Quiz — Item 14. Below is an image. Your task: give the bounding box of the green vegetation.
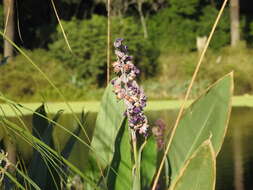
[0,74,233,190]
[1,44,253,101]
[0,0,252,102]
[49,15,158,86]
[0,0,251,189]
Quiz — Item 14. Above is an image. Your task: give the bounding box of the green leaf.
[90,82,126,167]
[60,111,86,189]
[141,136,157,190]
[29,106,63,189]
[107,119,132,190]
[169,140,216,190]
[168,73,233,186]
[61,111,86,159]
[85,83,126,189]
[32,104,48,139]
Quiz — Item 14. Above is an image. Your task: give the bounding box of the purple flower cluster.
[111,38,149,136]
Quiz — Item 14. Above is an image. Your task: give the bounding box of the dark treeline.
[1,0,253,101]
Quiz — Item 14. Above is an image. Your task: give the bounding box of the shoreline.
[1,96,253,117]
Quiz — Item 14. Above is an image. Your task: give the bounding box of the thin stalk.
[107,0,111,85]
[151,0,229,189]
[131,130,140,189]
[132,130,138,167]
[50,0,72,52]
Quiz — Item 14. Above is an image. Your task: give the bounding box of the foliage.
[169,0,201,16]
[154,44,253,97]
[197,5,230,49]
[0,49,105,102]
[49,16,107,86]
[28,104,83,189]
[49,15,158,86]
[148,3,230,52]
[0,49,67,99]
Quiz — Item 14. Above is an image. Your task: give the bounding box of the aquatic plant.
[89,39,233,190]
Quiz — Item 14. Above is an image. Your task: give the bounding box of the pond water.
[4,107,253,190]
[147,107,253,190]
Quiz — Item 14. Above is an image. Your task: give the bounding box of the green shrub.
[148,3,230,52]
[197,5,230,49]
[49,15,158,86]
[148,8,197,52]
[0,49,70,101]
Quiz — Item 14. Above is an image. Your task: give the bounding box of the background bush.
[148,2,230,52]
[49,15,158,86]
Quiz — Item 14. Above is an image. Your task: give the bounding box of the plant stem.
[131,130,141,189]
[132,130,138,163]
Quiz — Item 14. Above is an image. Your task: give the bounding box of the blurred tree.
[3,0,15,58]
[230,0,240,46]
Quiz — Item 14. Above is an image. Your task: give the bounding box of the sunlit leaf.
[90,82,126,167]
[169,140,216,190]
[168,73,233,187]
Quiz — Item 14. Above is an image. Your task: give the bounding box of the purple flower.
[111,38,149,136]
[133,107,142,114]
[114,38,124,48]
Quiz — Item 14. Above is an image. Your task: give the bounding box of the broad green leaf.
[168,73,233,186]
[107,119,132,190]
[141,136,157,190]
[91,83,126,167]
[86,83,126,189]
[169,140,216,190]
